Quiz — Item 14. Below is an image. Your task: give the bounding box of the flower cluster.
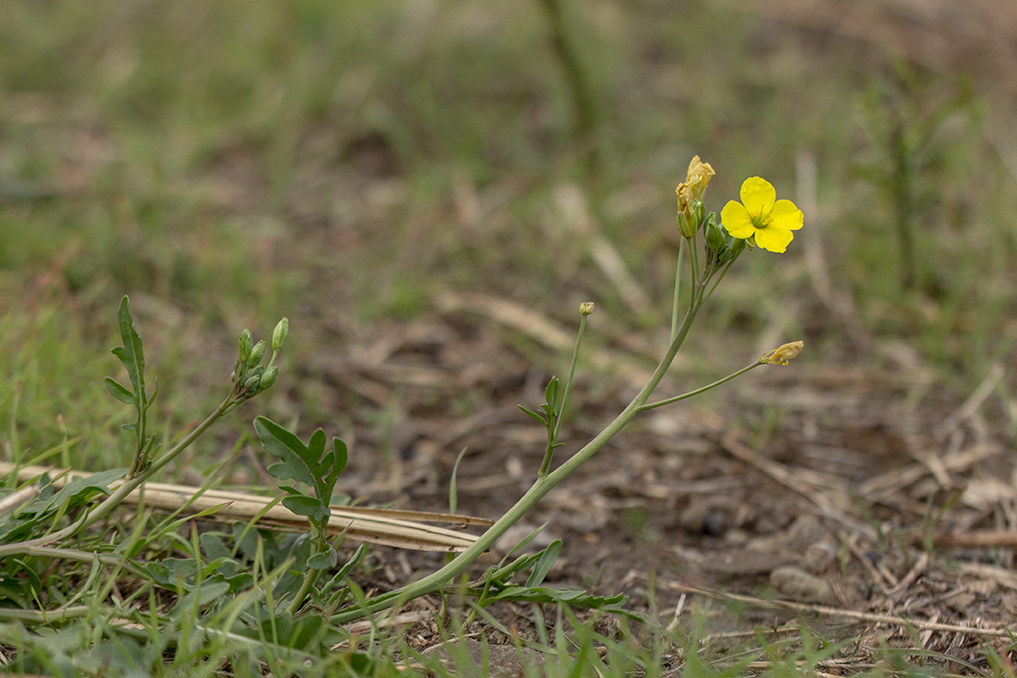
[675,158,804,255]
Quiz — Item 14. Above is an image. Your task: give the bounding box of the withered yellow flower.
[675,156,715,218]
[760,340,804,366]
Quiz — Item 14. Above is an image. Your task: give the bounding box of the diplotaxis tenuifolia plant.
[326,157,806,623]
[0,159,804,664]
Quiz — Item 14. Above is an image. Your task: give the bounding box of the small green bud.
[579,301,595,315]
[676,210,695,239]
[704,219,726,253]
[728,237,746,258]
[272,318,289,352]
[691,199,706,231]
[243,374,261,392]
[238,330,253,362]
[260,366,279,391]
[247,341,266,368]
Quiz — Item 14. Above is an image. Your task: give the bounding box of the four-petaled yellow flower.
[675,156,715,218]
[720,177,804,254]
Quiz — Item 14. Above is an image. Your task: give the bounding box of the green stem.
[290,562,322,614]
[0,394,234,560]
[540,313,589,477]
[332,302,703,624]
[638,360,763,412]
[670,239,686,343]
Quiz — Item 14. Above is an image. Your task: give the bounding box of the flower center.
[750,208,772,230]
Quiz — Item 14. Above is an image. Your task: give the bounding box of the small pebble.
[769,565,836,604]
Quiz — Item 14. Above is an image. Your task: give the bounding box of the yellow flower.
[760,341,804,366]
[675,156,716,217]
[720,177,803,254]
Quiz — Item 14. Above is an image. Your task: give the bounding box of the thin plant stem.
[540,313,589,477]
[670,239,686,343]
[332,300,704,624]
[0,393,234,559]
[638,360,763,413]
[702,258,736,303]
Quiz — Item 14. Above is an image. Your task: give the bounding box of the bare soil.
[287,302,1017,674]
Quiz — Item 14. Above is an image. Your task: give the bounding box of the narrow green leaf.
[332,438,348,476]
[104,378,135,405]
[544,376,560,408]
[111,296,146,406]
[517,405,547,425]
[525,539,562,588]
[449,446,468,516]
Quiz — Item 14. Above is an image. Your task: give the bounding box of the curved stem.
[638,360,763,412]
[332,302,703,624]
[0,394,233,560]
[540,314,589,478]
[670,239,686,343]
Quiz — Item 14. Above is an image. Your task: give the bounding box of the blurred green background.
[1,0,1015,472]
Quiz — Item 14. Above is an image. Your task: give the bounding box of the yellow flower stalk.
[721,177,804,253]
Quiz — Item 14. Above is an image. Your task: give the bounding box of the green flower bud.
[247,341,266,368]
[677,210,695,239]
[728,237,746,258]
[579,301,595,316]
[243,374,261,392]
[238,330,253,362]
[259,366,279,391]
[272,318,289,352]
[704,219,726,253]
[691,199,706,231]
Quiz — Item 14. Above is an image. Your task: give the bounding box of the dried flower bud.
[760,341,805,366]
[675,156,716,224]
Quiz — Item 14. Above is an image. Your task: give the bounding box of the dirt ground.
[227,2,1017,671]
[283,295,1017,673]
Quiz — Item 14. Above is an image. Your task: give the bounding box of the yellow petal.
[754,226,794,253]
[739,177,776,215]
[720,201,755,238]
[770,199,804,231]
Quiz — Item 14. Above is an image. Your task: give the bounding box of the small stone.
[770,565,836,604]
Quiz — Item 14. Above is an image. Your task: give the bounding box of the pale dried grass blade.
[0,463,490,552]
